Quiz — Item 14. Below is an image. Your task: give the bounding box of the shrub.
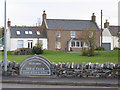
[82,50,89,56]
[113,47,120,50]
[32,42,43,54]
[82,49,95,56]
[13,48,32,55]
[95,47,105,51]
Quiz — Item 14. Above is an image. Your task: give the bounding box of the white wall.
[112,36,119,48]
[6,28,11,51]
[102,28,119,50]
[10,38,48,51]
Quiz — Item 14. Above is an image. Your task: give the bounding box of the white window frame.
[18,40,23,48]
[37,31,40,35]
[29,31,33,34]
[76,41,80,47]
[71,41,75,47]
[71,41,82,48]
[16,31,20,35]
[56,31,61,38]
[25,31,28,34]
[28,40,33,48]
[71,31,76,38]
[56,42,61,49]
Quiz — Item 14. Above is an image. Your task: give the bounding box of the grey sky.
[0,0,119,28]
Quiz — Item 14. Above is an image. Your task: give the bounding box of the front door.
[28,40,33,48]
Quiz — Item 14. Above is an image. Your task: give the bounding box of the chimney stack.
[42,10,46,21]
[7,19,11,28]
[104,19,109,28]
[91,13,96,22]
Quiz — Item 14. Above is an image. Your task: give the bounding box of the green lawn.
[1,50,118,64]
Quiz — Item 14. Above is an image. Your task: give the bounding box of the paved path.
[2,76,118,87]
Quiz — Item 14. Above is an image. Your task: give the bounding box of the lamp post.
[4,0,7,76]
[101,10,103,47]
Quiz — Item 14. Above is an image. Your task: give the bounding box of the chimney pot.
[91,13,96,22]
[104,19,109,28]
[42,10,46,21]
[7,19,11,28]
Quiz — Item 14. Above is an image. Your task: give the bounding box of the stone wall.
[0,61,119,78]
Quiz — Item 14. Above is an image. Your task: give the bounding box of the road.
[1,83,119,88]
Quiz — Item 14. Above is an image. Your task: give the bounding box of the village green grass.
[1,50,119,64]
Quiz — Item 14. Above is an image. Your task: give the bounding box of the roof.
[46,19,99,30]
[10,26,47,38]
[109,26,120,36]
[68,38,80,42]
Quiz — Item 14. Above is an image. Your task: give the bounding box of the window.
[71,41,75,47]
[71,31,76,38]
[16,31,20,35]
[18,40,23,48]
[29,31,32,34]
[56,42,61,49]
[25,31,28,34]
[76,42,80,47]
[28,40,33,48]
[56,31,61,37]
[37,31,40,35]
[89,32,93,38]
[81,41,84,47]
[25,31,33,34]
[39,40,43,44]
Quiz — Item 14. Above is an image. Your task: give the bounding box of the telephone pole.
[101,10,103,47]
[4,0,7,76]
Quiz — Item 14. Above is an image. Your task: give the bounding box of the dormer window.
[29,31,32,34]
[25,31,32,34]
[16,31,20,35]
[25,31,28,34]
[37,31,40,35]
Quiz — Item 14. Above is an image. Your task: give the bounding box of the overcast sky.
[0,0,119,28]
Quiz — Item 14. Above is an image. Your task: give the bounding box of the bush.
[95,47,105,51]
[32,42,43,54]
[82,49,95,56]
[13,48,32,55]
[113,47,120,50]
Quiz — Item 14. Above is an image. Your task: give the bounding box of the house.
[6,11,101,52]
[6,20,48,51]
[42,11,100,51]
[102,20,120,50]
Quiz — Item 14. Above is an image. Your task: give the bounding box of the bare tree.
[78,26,97,56]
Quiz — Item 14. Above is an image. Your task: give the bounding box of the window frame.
[29,31,33,34]
[16,31,21,35]
[56,42,61,49]
[70,31,76,38]
[18,40,23,48]
[56,31,61,38]
[28,40,33,48]
[37,31,40,35]
[25,31,28,34]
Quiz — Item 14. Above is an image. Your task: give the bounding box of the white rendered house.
[6,20,48,51]
[102,20,119,50]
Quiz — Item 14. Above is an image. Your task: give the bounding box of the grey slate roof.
[10,26,47,38]
[109,26,120,36]
[46,19,99,30]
